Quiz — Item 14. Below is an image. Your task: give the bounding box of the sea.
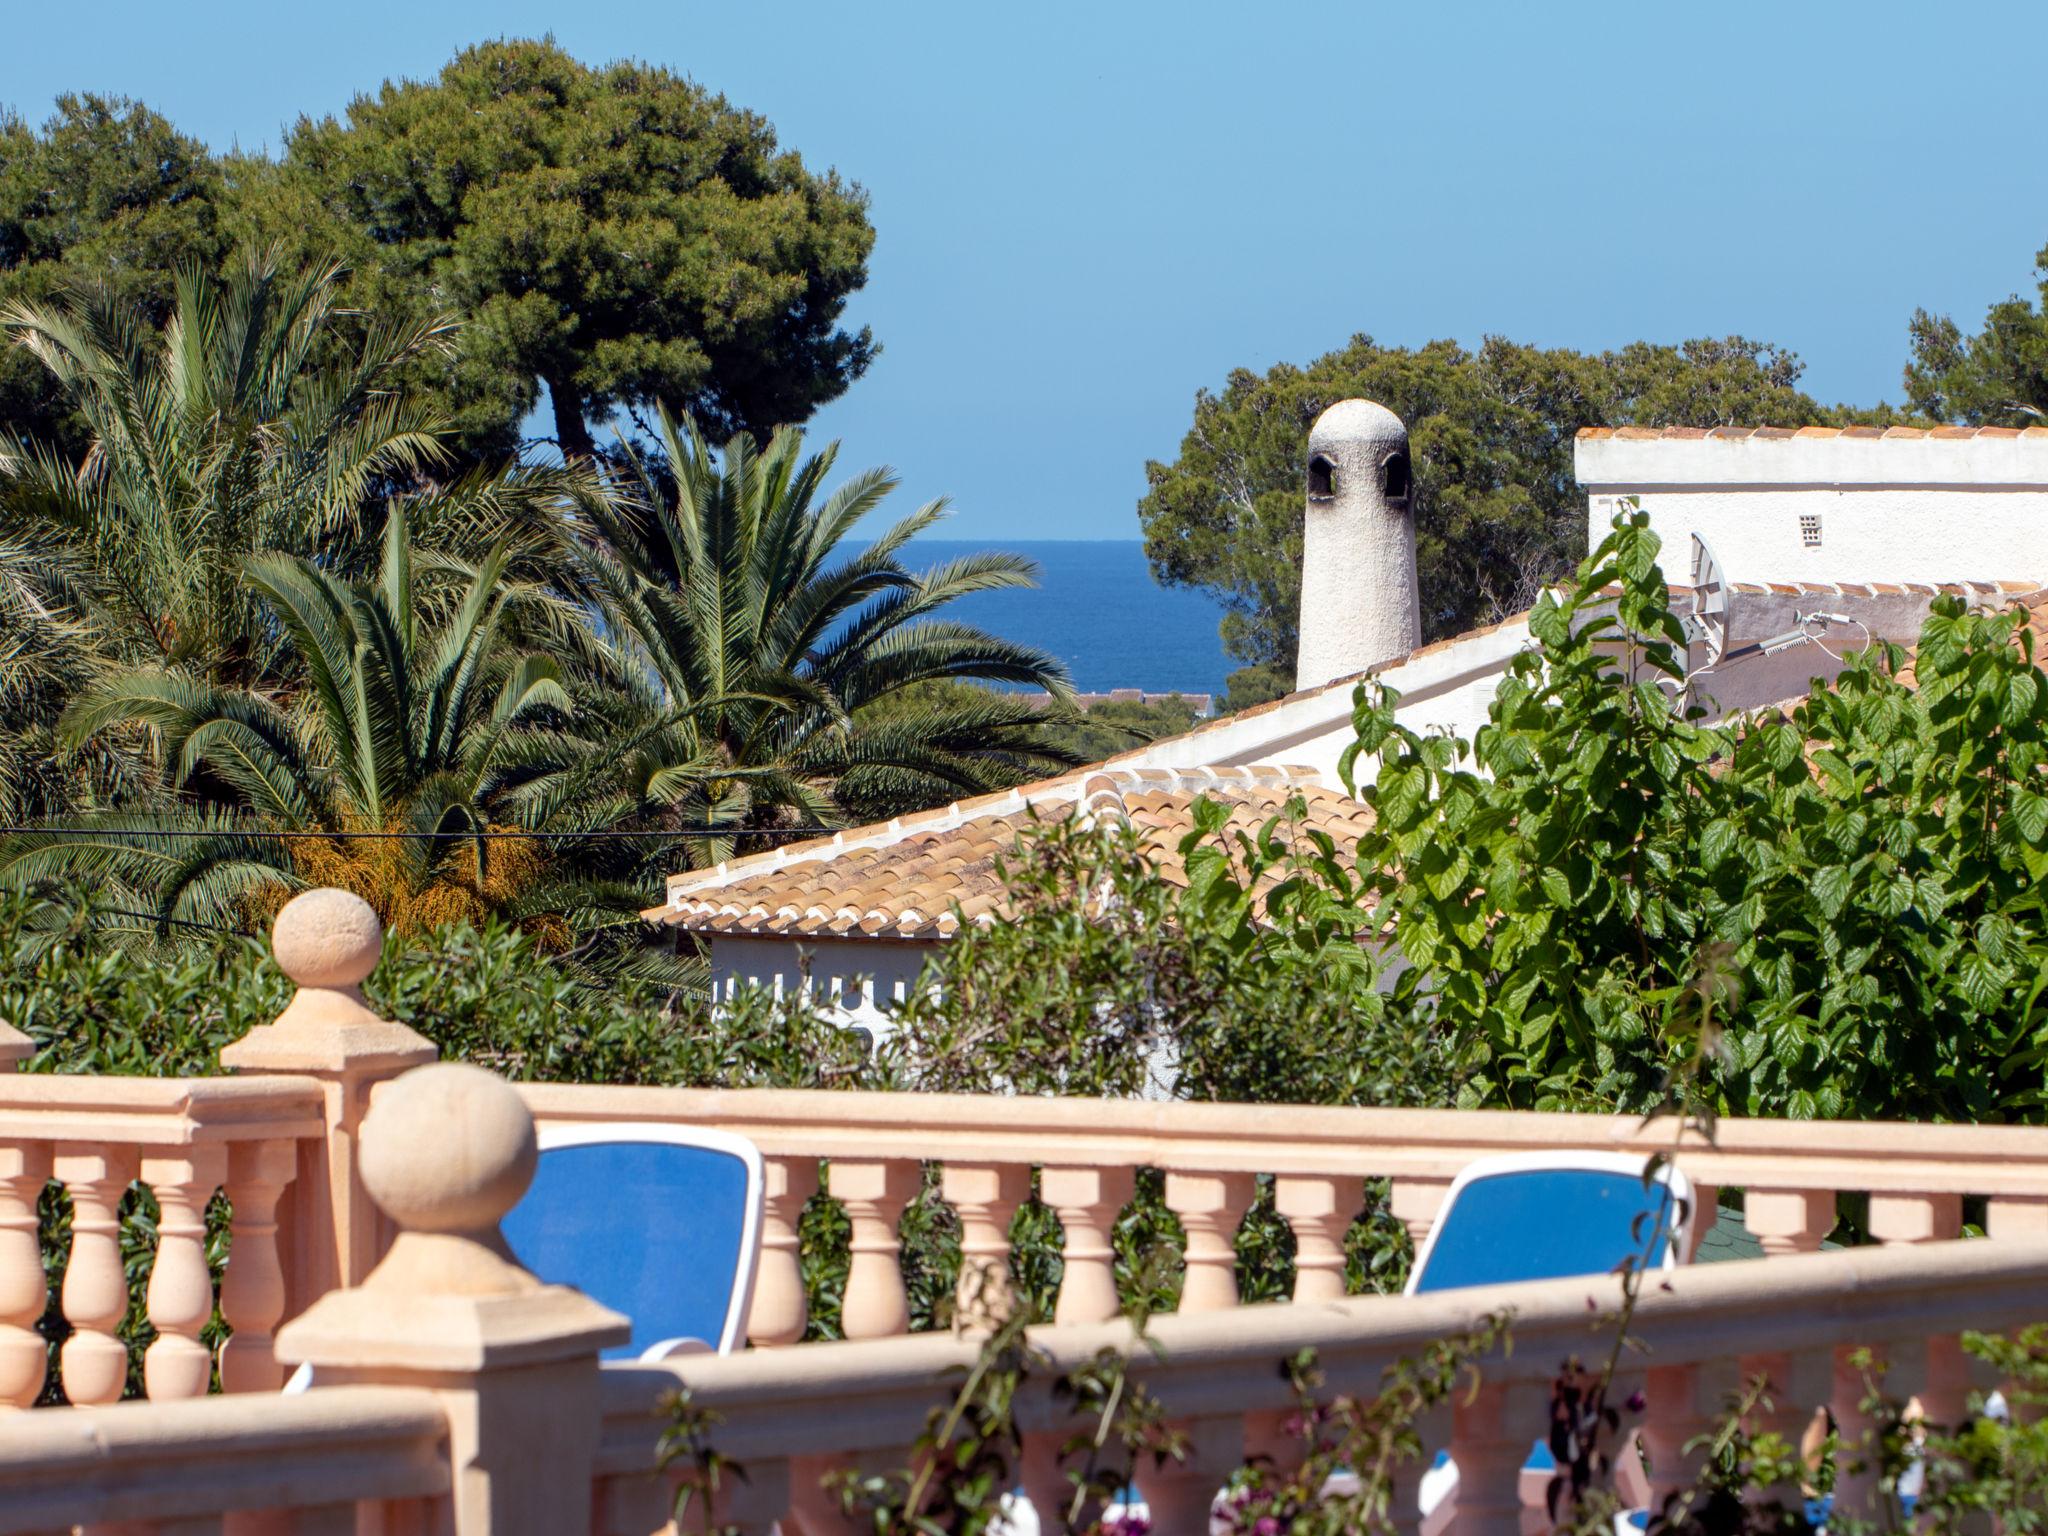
[877,539,1234,698]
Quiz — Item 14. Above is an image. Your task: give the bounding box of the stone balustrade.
[515,1080,2048,1345]
[0,1385,451,1534]
[0,1067,324,1408]
[593,1236,2048,1535]
[3,1000,2045,1535]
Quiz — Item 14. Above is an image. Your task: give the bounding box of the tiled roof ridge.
[649,769,1377,940]
[1578,424,2048,442]
[657,761,1324,902]
[1596,579,2048,600]
[1092,607,1537,767]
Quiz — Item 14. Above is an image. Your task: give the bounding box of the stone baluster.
[221,890,436,1319]
[0,1139,51,1409]
[1041,1165,1135,1326]
[1830,1343,1888,1521]
[1388,1402,1449,1536]
[1274,1174,1363,1303]
[747,1157,818,1347]
[1988,1194,2048,1239]
[218,1140,298,1392]
[1743,1187,1834,1256]
[275,1062,629,1536]
[1132,1415,1243,1536]
[141,1147,229,1401]
[1448,1381,1536,1536]
[1388,1177,1449,1251]
[1020,1430,1086,1535]
[54,1144,140,1405]
[1163,1171,1255,1313]
[941,1163,1029,1329]
[1737,1349,1829,1515]
[1870,1192,1969,1431]
[1639,1362,1717,1514]
[828,1159,918,1339]
[787,1452,864,1536]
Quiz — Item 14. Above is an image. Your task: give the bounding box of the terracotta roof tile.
[647,765,1374,940]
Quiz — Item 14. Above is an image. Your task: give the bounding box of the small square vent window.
[1799,513,1823,548]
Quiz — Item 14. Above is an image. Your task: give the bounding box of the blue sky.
[5,1,2047,540]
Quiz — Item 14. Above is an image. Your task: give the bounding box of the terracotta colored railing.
[515,1082,2048,1347]
[0,1384,450,1534]
[594,1236,2048,1535]
[0,1063,324,1408]
[5,1004,2044,1536]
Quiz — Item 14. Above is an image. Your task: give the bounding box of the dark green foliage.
[1906,239,2048,426]
[895,804,1448,1109]
[558,410,1078,848]
[1222,662,1294,714]
[247,38,875,462]
[1346,509,2048,1122]
[1031,694,1204,764]
[0,95,229,459]
[1911,1326,2048,1522]
[1140,334,1881,669]
[0,889,871,1086]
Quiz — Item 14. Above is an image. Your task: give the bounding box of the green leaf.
[1810,865,1853,920]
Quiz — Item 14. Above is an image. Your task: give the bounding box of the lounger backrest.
[499,1122,766,1359]
[1406,1151,1694,1296]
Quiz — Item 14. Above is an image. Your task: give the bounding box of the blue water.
[872,540,1234,696]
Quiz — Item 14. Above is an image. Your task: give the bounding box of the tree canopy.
[1906,240,2048,425]
[246,38,877,462]
[1138,334,1871,702]
[0,94,229,457]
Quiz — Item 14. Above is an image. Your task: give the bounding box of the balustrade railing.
[592,1236,2048,1535]
[4,934,2047,1536]
[515,1082,2048,1346]
[0,1384,450,1534]
[0,1072,323,1409]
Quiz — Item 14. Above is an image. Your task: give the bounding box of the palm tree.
[8,510,594,935]
[0,247,453,683]
[562,410,1079,858]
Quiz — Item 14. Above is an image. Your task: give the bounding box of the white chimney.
[1295,399,1422,692]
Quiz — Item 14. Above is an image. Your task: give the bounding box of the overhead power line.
[0,825,837,842]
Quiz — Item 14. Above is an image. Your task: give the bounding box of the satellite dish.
[1683,533,1728,668]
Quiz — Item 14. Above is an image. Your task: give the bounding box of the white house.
[645,408,2048,1030]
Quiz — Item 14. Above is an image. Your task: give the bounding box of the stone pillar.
[222,890,437,1319]
[276,1062,629,1536]
[0,1019,31,1072]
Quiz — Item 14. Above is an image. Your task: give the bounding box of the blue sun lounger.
[500,1121,766,1359]
[1409,1151,1696,1529]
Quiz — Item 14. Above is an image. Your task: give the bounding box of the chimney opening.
[1380,448,1413,504]
[1307,453,1336,499]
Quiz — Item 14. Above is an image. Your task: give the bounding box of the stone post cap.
[222,888,435,1075]
[360,1063,538,1236]
[277,1063,628,1373]
[273,887,385,990]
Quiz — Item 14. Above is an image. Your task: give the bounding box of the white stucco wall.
[1576,432,2048,586]
[708,934,934,1040]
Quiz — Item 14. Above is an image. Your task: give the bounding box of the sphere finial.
[271,888,383,991]
[358,1063,538,1236]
